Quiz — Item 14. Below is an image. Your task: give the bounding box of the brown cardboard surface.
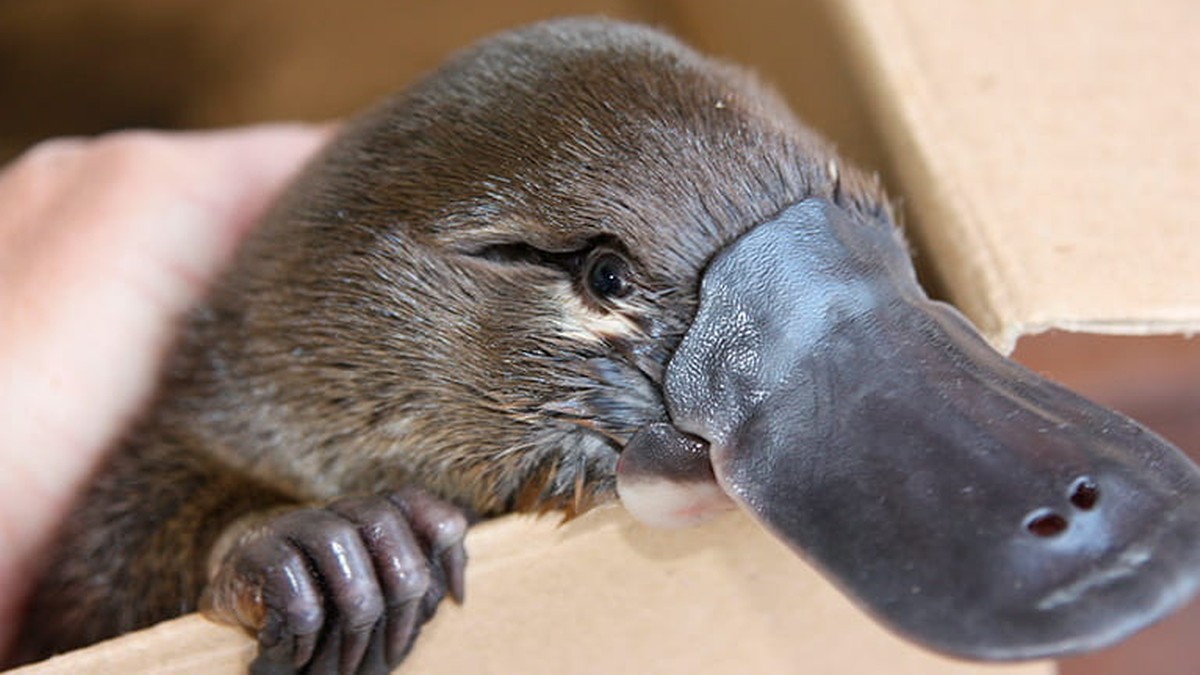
[12,508,1050,674]
[833,0,1200,351]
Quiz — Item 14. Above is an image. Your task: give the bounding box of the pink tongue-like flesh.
[616,423,731,528]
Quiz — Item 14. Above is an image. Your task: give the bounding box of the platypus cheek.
[621,197,1200,661]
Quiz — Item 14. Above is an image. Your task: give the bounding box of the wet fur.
[15,18,892,661]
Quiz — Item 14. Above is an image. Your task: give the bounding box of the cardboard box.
[6,1,1197,673]
[830,0,1200,351]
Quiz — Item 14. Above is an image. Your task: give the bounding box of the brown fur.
[14,18,892,662]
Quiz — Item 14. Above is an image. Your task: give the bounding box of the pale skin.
[0,124,331,658]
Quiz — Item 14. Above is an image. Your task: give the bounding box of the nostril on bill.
[1070,476,1100,511]
[1021,477,1101,537]
[1026,509,1070,538]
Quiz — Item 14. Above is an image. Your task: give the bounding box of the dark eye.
[586,250,631,301]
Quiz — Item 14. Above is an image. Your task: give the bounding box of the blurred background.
[0,0,884,166]
[1,2,1197,673]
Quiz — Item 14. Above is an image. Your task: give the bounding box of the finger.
[386,601,422,665]
[0,125,334,555]
[358,622,391,675]
[329,496,431,666]
[206,530,325,670]
[303,627,342,675]
[275,510,384,674]
[388,488,469,603]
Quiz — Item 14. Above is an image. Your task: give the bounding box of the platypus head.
[210,18,1200,662]
[220,19,870,513]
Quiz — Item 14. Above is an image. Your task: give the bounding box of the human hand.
[0,124,331,654]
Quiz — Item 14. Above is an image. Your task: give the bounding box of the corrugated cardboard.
[7,1,1197,673]
[832,0,1200,351]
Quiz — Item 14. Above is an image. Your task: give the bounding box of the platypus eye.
[585,250,632,301]
[471,238,634,306]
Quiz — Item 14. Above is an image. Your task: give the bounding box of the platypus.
[13,17,1200,674]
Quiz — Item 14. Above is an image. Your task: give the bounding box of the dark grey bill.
[619,198,1200,661]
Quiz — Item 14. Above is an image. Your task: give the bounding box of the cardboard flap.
[834,0,1200,351]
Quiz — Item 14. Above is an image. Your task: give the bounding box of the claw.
[440,545,467,604]
[386,601,422,665]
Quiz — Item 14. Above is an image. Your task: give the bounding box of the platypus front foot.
[202,488,469,674]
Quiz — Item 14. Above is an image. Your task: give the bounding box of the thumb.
[0,123,333,562]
